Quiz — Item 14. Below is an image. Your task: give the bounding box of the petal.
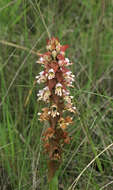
[60,45,69,52]
[57,54,65,60]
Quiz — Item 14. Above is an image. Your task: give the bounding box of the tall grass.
[0,0,113,189]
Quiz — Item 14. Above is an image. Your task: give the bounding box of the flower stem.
[49,174,58,190]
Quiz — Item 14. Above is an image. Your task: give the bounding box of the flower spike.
[36,37,76,181]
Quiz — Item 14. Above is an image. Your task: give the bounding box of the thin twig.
[0,40,42,56]
[68,142,113,190]
[100,180,113,190]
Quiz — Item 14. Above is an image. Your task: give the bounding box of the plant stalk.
[49,174,58,190]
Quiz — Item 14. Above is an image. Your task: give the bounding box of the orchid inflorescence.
[36,37,76,179]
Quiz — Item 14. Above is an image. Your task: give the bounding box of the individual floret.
[37,86,51,102]
[55,83,63,96]
[47,69,55,80]
[36,71,47,83]
[48,104,60,118]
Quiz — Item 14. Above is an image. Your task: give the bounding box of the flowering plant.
[36,37,76,184]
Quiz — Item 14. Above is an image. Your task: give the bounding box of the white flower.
[37,112,41,116]
[48,68,55,80]
[60,51,65,56]
[65,58,73,66]
[37,90,43,100]
[46,45,52,51]
[36,57,44,64]
[40,57,44,62]
[52,50,57,59]
[56,44,61,52]
[43,87,51,101]
[64,96,72,104]
[63,71,75,86]
[65,58,69,63]
[36,71,47,83]
[55,83,62,96]
[65,103,76,113]
[62,89,70,96]
[48,105,60,118]
[58,60,63,66]
[37,87,51,102]
[65,71,72,75]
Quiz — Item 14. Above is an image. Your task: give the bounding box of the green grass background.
[0,0,113,189]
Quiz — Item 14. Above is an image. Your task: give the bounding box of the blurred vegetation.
[0,0,113,189]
